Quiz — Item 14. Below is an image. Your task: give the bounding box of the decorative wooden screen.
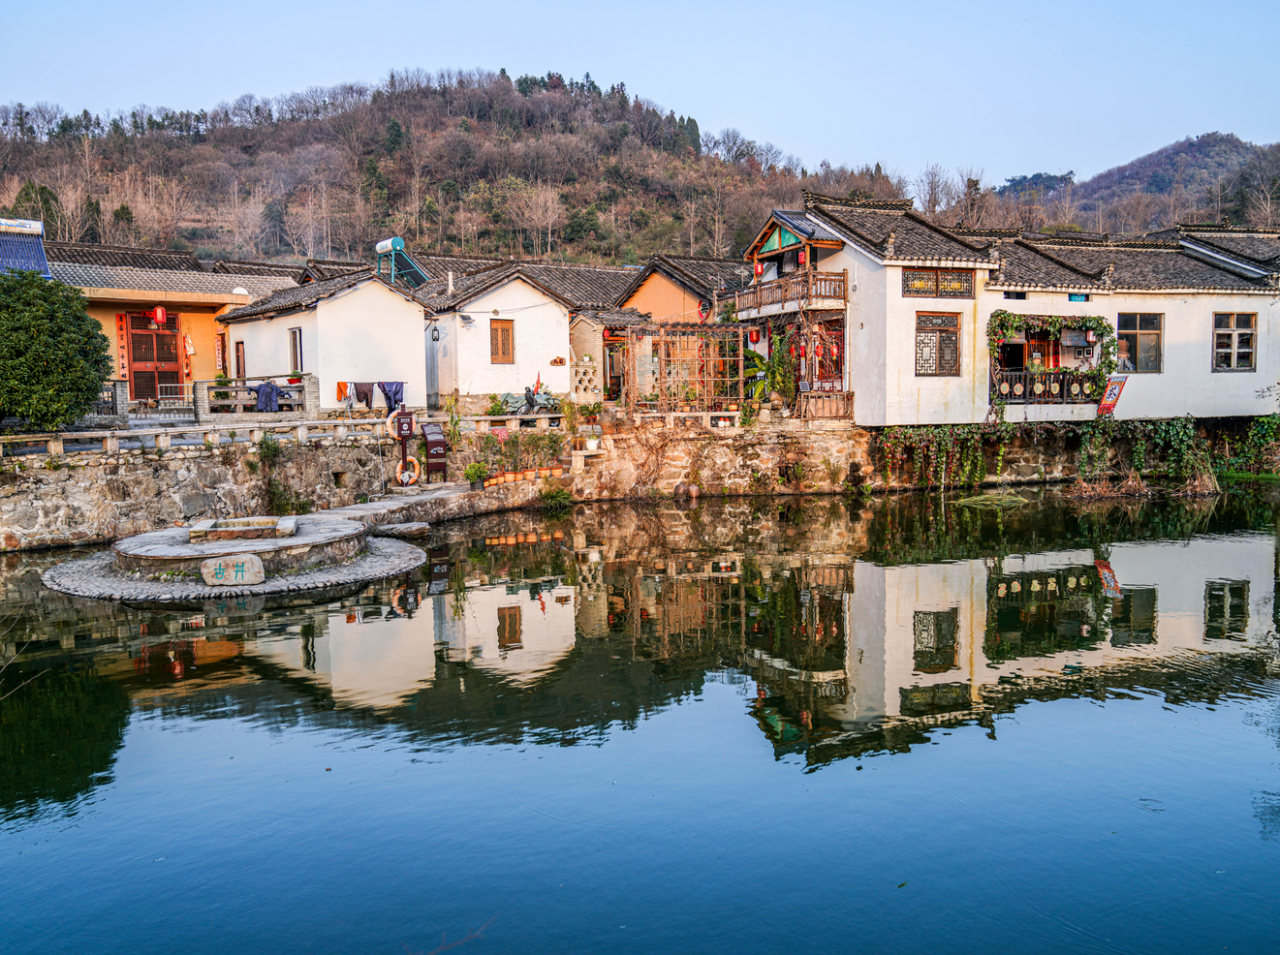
[915,314,960,376]
[490,319,514,364]
[902,269,974,298]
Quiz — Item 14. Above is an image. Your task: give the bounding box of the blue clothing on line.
[378,381,404,410]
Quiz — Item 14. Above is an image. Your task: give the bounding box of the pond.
[3,491,1280,955]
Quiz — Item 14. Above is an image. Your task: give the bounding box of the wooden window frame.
[1212,313,1256,373]
[288,327,304,373]
[490,319,515,364]
[915,312,961,377]
[902,268,975,299]
[1116,313,1163,374]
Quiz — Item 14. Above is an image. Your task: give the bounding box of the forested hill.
[1,69,1276,263]
[0,69,901,265]
[1072,132,1265,209]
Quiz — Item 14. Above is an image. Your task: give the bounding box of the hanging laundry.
[378,381,404,409]
[353,383,375,410]
[247,381,293,413]
[337,382,349,402]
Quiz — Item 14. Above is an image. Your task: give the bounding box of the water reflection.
[4,493,1280,812]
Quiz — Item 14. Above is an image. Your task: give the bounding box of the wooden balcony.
[992,370,1099,405]
[718,268,848,317]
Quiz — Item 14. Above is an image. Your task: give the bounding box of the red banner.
[1096,375,1128,417]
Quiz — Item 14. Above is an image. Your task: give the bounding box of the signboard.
[1096,375,1127,417]
[1061,329,1088,347]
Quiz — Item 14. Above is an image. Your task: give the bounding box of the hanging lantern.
[799,345,806,358]
[831,344,839,358]
[798,249,807,266]
[153,306,167,326]
[789,345,796,357]
[749,329,761,345]
[753,262,764,277]
[815,344,823,358]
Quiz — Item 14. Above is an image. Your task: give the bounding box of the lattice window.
[902,268,974,298]
[1213,313,1255,372]
[915,313,960,376]
[903,269,937,296]
[490,319,514,364]
[913,608,959,673]
[497,606,522,648]
[1205,581,1249,640]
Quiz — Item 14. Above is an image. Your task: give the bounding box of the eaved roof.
[617,254,754,308]
[987,236,1275,293]
[205,259,308,281]
[572,307,651,328]
[303,258,369,281]
[48,261,300,299]
[409,252,504,280]
[43,241,203,271]
[802,192,995,266]
[220,270,380,322]
[418,260,640,313]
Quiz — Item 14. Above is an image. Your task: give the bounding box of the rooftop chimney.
[447,270,454,295]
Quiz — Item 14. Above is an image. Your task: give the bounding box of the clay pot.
[552,467,564,478]
[524,469,536,481]
[553,530,564,540]
[506,472,518,483]
[538,467,552,478]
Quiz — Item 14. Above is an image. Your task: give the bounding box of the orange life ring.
[395,457,421,486]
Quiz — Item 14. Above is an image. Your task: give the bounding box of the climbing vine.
[987,309,1118,395]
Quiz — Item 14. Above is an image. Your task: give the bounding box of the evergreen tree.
[0,271,112,431]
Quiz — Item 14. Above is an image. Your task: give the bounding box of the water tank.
[375,237,405,255]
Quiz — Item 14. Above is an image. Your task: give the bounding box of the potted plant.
[585,435,600,451]
[581,401,602,424]
[464,462,487,491]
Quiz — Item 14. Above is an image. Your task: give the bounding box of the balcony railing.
[717,268,848,315]
[992,371,1099,404]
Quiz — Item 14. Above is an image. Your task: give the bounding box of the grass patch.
[1217,470,1280,484]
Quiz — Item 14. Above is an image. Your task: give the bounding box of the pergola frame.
[620,322,760,413]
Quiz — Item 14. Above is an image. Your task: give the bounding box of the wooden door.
[127,313,182,400]
[234,341,246,379]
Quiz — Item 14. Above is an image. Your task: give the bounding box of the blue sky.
[4,0,1277,185]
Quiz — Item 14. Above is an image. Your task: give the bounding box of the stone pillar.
[154,433,172,451]
[295,425,309,444]
[193,380,211,423]
[45,437,63,455]
[102,436,119,453]
[302,374,321,417]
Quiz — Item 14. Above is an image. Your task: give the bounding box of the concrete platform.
[112,516,366,575]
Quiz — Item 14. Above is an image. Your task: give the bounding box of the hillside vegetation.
[1,69,1276,268]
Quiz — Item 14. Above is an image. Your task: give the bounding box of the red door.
[128,313,182,400]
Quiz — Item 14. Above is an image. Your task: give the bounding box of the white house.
[221,272,432,411]
[731,194,1280,425]
[418,261,637,413]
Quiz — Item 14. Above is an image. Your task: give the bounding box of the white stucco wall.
[436,279,572,400]
[441,582,577,686]
[984,288,1280,422]
[232,311,318,380]
[315,282,428,409]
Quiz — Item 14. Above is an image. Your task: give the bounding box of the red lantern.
[831,344,839,358]
[749,329,760,344]
[753,262,764,277]
[799,345,806,358]
[153,306,167,326]
[815,344,823,358]
[798,249,807,265]
[789,345,796,357]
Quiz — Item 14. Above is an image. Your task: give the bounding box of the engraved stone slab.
[200,553,266,586]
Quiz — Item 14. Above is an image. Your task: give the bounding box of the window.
[1111,587,1156,646]
[913,608,959,673]
[288,327,303,373]
[490,319,514,364]
[1213,313,1255,372]
[497,606,522,648]
[902,268,974,298]
[1068,293,1091,302]
[1003,291,1027,300]
[1116,313,1162,373]
[234,341,245,379]
[915,313,960,376]
[1205,581,1249,640]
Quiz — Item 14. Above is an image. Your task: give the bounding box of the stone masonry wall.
[0,434,406,552]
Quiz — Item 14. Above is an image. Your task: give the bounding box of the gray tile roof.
[802,192,994,265]
[618,254,753,306]
[1179,232,1280,269]
[989,238,1273,292]
[418,261,640,312]
[770,209,845,245]
[410,252,504,279]
[49,261,300,298]
[44,241,204,271]
[206,259,307,280]
[221,270,378,321]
